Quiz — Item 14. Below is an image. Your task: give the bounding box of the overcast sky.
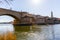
[0,0,60,22]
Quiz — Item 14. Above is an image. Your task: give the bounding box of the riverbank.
[0,32,16,40]
[13,23,60,26]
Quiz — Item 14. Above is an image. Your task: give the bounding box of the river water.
[0,24,60,40]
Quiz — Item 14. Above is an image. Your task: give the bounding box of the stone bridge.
[0,8,34,25]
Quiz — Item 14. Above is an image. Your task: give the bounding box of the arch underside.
[0,14,20,24]
[0,8,21,25]
[0,14,20,21]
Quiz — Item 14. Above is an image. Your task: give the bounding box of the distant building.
[20,12,34,25]
[47,11,54,24]
[51,11,53,18]
[34,15,46,24]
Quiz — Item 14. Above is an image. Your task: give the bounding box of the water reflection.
[15,24,60,40]
[15,25,52,40]
[0,24,14,34]
[0,24,16,40]
[0,24,60,40]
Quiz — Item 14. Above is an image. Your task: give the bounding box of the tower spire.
[51,11,53,18]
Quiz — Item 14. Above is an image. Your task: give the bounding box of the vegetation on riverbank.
[0,32,16,40]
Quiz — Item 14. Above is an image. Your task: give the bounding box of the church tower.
[51,11,53,18]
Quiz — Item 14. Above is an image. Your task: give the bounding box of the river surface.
[0,24,60,40]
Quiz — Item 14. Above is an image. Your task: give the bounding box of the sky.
[0,0,60,22]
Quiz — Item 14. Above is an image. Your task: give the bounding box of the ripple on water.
[16,32,48,40]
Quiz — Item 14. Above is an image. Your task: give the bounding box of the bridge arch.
[0,14,20,21]
[0,14,21,24]
[0,8,22,24]
[0,8,21,21]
